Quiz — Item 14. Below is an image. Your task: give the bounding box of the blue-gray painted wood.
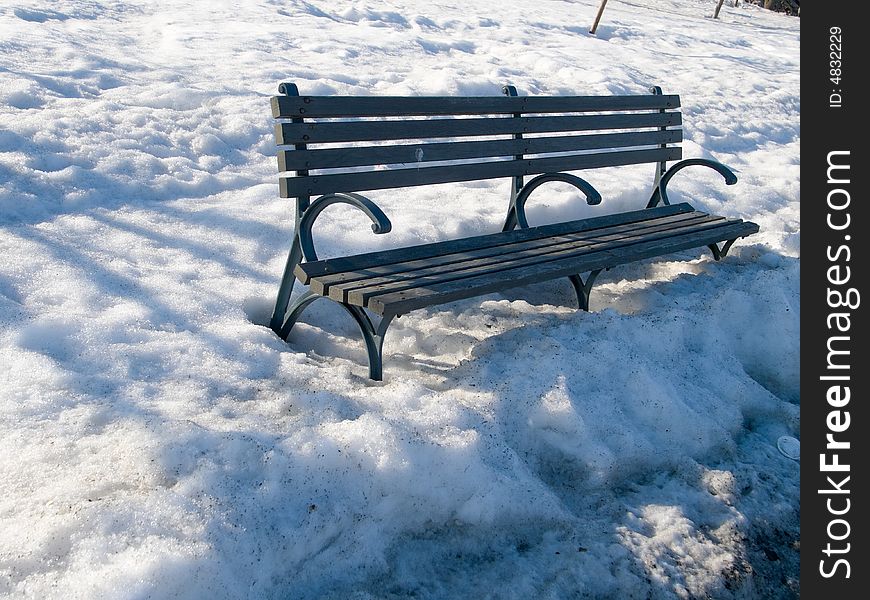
[365,220,758,314]
[278,129,682,171]
[271,93,681,119]
[310,212,714,298]
[279,147,682,198]
[325,215,726,303]
[275,111,682,145]
[294,203,696,283]
[344,217,737,306]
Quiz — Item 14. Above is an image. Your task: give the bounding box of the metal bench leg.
[275,290,319,340]
[273,192,391,335]
[277,294,395,381]
[271,236,305,334]
[568,269,602,311]
[270,82,310,335]
[499,170,603,311]
[342,306,395,381]
[707,239,737,261]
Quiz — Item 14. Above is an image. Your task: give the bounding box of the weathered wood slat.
[319,213,721,300]
[294,203,697,283]
[275,112,682,145]
[366,221,759,314]
[342,217,736,305]
[278,129,683,171]
[333,215,725,303]
[272,94,681,119]
[314,210,710,293]
[279,147,682,198]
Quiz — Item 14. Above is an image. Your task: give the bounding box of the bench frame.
[268,82,748,380]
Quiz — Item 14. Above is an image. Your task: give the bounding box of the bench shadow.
[10,225,286,395]
[85,209,273,282]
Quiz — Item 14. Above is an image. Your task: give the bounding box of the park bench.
[267,82,759,380]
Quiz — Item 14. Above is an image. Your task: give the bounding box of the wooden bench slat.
[279,147,682,197]
[313,210,710,292]
[272,94,681,119]
[275,112,682,145]
[366,221,759,314]
[294,203,696,283]
[278,129,683,171]
[317,212,719,300]
[343,216,736,305]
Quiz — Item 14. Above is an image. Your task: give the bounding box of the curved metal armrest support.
[648,159,737,209]
[298,192,392,261]
[507,173,602,230]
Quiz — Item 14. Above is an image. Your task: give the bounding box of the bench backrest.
[272,84,683,200]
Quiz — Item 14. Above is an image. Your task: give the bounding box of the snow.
[0,0,799,598]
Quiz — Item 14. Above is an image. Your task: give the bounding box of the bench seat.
[294,202,758,316]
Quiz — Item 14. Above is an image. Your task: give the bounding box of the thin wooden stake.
[714,0,726,18]
[590,0,610,35]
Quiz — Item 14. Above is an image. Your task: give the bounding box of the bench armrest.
[647,159,737,209]
[505,173,603,231]
[299,192,392,261]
